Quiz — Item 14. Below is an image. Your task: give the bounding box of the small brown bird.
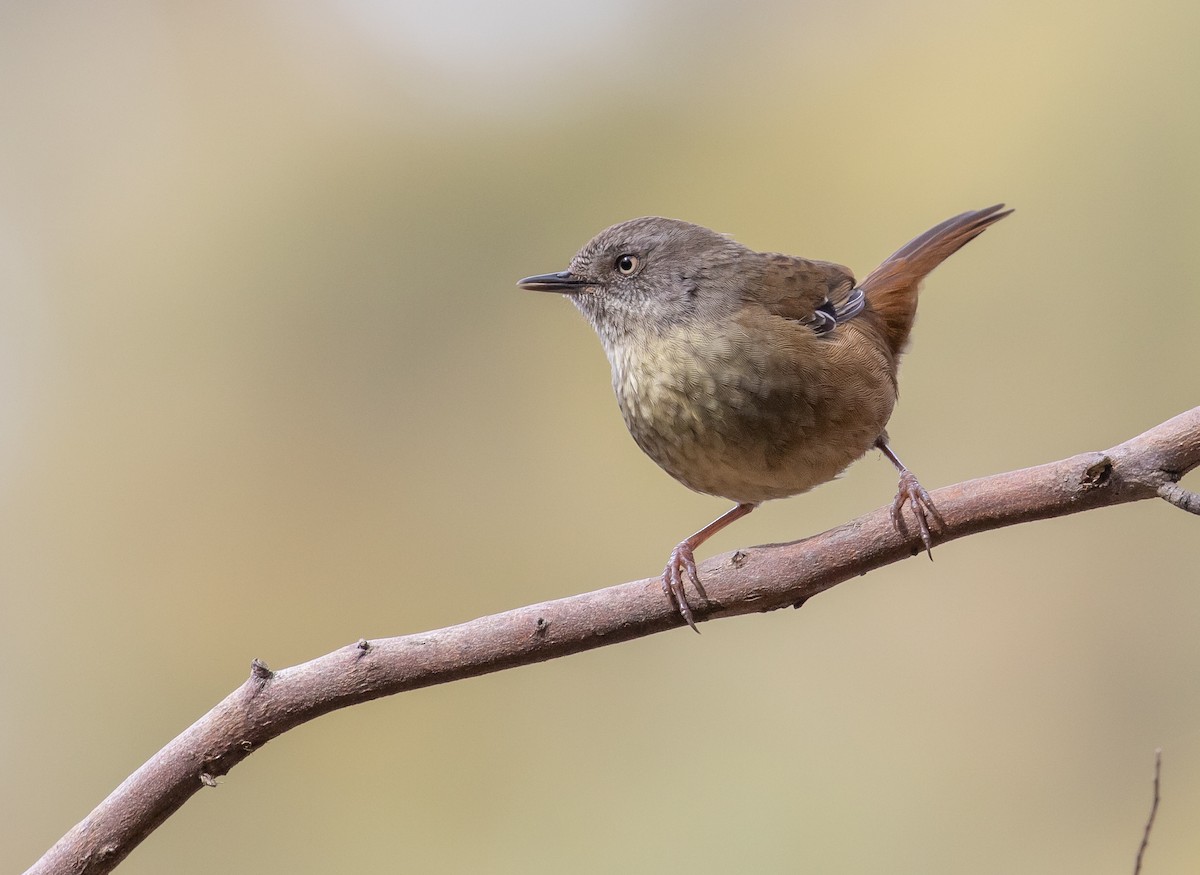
[518,205,1011,631]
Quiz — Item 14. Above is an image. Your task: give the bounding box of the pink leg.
[876,438,938,558]
[664,502,758,632]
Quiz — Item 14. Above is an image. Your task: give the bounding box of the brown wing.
[744,253,862,334]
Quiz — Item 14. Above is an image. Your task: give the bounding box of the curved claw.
[891,470,937,558]
[656,502,756,633]
[663,544,700,633]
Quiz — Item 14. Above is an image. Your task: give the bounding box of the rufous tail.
[859,204,1012,357]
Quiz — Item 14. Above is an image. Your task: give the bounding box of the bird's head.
[518,216,746,346]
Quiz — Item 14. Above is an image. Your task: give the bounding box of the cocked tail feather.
[859,204,1012,357]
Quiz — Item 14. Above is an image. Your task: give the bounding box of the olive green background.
[2,2,1198,873]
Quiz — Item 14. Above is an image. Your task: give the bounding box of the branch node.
[250,659,273,681]
[1082,456,1114,488]
[199,773,218,788]
[1157,481,1200,515]
[355,638,371,655]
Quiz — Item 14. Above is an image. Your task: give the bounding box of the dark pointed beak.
[516,270,590,293]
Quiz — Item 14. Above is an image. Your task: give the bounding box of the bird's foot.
[663,543,701,633]
[890,470,938,558]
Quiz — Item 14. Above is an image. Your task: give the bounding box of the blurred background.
[2,1,1197,872]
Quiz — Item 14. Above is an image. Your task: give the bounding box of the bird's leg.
[665,502,759,632]
[876,438,938,558]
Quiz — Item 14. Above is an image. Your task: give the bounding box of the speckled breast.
[606,320,895,504]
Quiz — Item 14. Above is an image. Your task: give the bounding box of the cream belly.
[606,319,895,504]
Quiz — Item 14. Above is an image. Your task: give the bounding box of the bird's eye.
[616,254,639,275]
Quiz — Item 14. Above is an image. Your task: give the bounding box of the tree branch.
[1133,749,1162,875]
[25,407,1200,875]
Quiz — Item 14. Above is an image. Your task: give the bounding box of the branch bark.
[26,407,1200,875]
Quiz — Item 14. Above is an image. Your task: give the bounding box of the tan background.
[3,2,1198,873]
